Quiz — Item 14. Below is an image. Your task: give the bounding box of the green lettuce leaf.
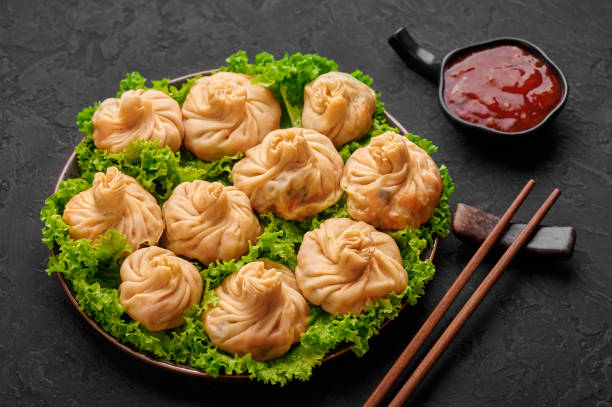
[40,178,90,250]
[221,50,339,127]
[116,71,200,105]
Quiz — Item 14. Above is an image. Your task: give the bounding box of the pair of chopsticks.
[365,180,561,406]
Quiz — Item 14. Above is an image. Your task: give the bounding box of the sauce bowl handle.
[388,27,441,84]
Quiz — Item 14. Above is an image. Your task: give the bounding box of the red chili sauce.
[443,45,562,132]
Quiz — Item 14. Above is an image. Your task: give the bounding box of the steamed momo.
[232,128,344,220]
[62,167,164,251]
[182,72,281,161]
[302,72,376,147]
[203,260,309,361]
[295,218,407,315]
[119,246,203,331]
[341,131,442,230]
[93,89,184,153]
[162,181,262,265]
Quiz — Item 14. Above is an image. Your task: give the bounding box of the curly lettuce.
[221,50,339,127]
[41,51,454,385]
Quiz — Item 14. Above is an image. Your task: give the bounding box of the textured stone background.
[1,0,611,405]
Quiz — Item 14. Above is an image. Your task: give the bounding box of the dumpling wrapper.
[341,131,442,230]
[203,259,309,361]
[93,89,184,153]
[119,246,203,331]
[302,71,376,147]
[182,72,281,161]
[295,218,407,315]
[162,180,262,265]
[63,167,164,251]
[232,127,344,220]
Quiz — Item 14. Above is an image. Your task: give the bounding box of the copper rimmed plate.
[53,70,438,380]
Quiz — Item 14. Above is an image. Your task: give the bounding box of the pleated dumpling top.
[93,89,184,153]
[302,71,376,147]
[341,131,442,230]
[182,72,281,161]
[62,167,164,251]
[232,127,344,220]
[119,246,203,331]
[162,180,262,265]
[203,259,309,361]
[295,218,407,315]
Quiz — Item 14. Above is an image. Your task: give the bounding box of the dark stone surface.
[1,0,611,405]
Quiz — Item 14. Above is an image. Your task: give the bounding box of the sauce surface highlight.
[443,45,562,133]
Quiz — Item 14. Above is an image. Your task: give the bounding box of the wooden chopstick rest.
[453,203,575,261]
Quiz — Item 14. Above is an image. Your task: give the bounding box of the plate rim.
[51,69,439,380]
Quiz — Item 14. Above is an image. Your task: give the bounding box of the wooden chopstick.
[364,179,536,407]
[388,188,561,406]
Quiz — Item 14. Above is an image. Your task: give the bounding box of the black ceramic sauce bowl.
[388,28,569,138]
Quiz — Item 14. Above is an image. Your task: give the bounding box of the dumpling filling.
[341,131,442,230]
[232,127,344,220]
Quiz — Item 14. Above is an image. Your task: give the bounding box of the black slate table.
[2,0,611,405]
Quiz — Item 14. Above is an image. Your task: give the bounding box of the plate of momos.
[52,68,442,379]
